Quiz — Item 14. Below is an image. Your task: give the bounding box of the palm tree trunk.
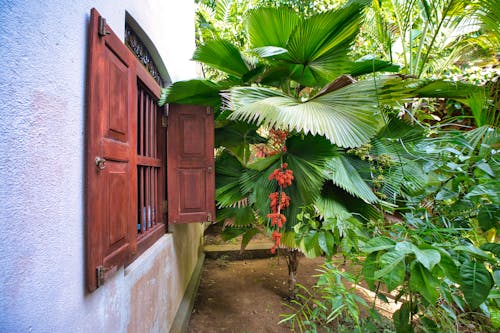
[286,248,301,297]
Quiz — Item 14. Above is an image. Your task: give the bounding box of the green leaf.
[159,79,223,106]
[217,206,256,226]
[215,151,246,207]
[393,302,414,333]
[363,252,378,290]
[193,39,249,78]
[318,231,335,257]
[480,243,500,258]
[414,80,480,99]
[460,260,494,309]
[475,161,495,177]
[246,7,301,49]
[394,241,418,255]
[250,46,289,58]
[383,259,406,292]
[284,4,364,84]
[215,121,265,165]
[362,236,395,253]
[303,232,320,254]
[494,270,500,286]
[240,227,259,252]
[436,252,460,283]
[409,262,440,304]
[454,245,494,262]
[286,135,335,205]
[221,226,249,241]
[375,251,406,291]
[324,155,378,203]
[227,79,384,148]
[246,154,281,171]
[477,205,499,231]
[414,248,441,271]
[215,151,247,207]
[350,58,400,76]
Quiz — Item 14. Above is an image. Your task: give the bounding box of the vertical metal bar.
[137,86,141,155]
[149,96,154,157]
[145,93,149,157]
[139,166,144,233]
[153,167,157,225]
[148,166,152,230]
[153,102,157,159]
[140,88,145,156]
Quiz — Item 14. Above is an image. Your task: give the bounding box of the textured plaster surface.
[0,1,201,332]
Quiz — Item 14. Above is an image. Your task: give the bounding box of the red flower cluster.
[271,230,282,245]
[253,129,288,158]
[268,163,294,188]
[269,129,288,146]
[268,163,294,254]
[267,212,286,228]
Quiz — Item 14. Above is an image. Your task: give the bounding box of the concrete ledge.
[169,253,205,333]
[203,239,276,260]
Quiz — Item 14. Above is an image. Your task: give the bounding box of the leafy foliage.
[182,1,500,331]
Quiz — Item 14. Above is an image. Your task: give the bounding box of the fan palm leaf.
[159,79,224,106]
[226,79,385,148]
[192,39,250,79]
[246,7,301,49]
[215,151,247,207]
[246,3,367,86]
[324,155,379,204]
[215,121,266,165]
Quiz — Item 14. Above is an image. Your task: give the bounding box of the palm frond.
[217,206,256,226]
[414,79,481,99]
[215,121,266,165]
[192,39,249,78]
[215,151,246,207]
[286,135,334,205]
[214,0,233,23]
[159,79,223,106]
[227,79,385,148]
[246,7,301,49]
[324,155,379,203]
[349,58,400,76]
[321,183,383,222]
[284,3,365,84]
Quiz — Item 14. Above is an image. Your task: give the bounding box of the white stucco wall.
[0,1,203,332]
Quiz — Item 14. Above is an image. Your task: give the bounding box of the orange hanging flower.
[268,165,293,252]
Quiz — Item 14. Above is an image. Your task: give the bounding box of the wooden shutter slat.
[167,104,215,224]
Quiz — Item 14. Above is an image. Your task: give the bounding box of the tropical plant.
[358,0,500,78]
[162,0,499,331]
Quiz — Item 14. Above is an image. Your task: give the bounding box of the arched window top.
[124,16,170,87]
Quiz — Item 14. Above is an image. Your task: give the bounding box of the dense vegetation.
[161,0,499,331]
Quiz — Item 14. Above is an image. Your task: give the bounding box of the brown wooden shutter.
[85,8,137,291]
[167,104,215,224]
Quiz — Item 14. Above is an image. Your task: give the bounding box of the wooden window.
[85,8,215,292]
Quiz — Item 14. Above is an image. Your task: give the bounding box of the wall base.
[169,253,205,333]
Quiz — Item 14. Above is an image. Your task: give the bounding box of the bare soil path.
[188,255,324,333]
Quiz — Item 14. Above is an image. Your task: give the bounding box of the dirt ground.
[188,227,400,332]
[188,255,325,333]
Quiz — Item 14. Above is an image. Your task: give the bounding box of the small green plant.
[280,261,395,332]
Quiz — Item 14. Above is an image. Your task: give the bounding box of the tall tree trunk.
[286,248,301,297]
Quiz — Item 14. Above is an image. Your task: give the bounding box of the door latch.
[95,156,106,170]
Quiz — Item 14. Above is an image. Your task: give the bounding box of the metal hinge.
[206,107,211,115]
[207,213,212,223]
[98,17,111,37]
[162,115,168,128]
[96,266,107,287]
